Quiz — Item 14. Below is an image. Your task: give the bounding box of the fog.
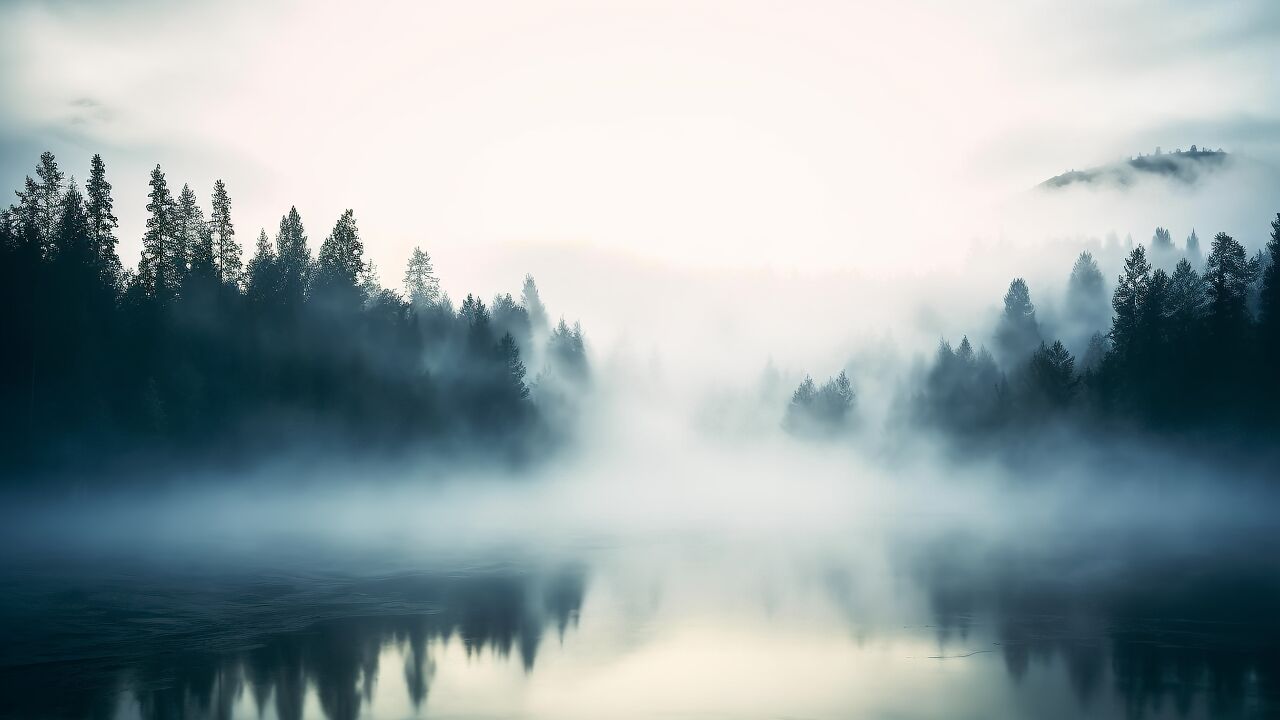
[5,1,1280,717]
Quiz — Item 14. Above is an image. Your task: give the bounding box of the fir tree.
[1203,231,1251,340]
[275,206,310,309]
[403,246,440,308]
[245,228,278,306]
[177,184,214,282]
[1150,226,1175,268]
[85,154,121,289]
[12,176,42,254]
[33,151,64,253]
[1026,340,1076,409]
[138,165,181,300]
[1166,258,1205,328]
[1110,246,1152,361]
[209,179,242,289]
[995,278,1041,367]
[52,180,92,267]
[314,209,364,305]
[1258,214,1280,349]
[1185,228,1203,268]
[521,274,548,334]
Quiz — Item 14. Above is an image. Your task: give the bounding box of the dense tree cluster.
[784,370,855,436]
[915,214,1280,441]
[0,152,589,478]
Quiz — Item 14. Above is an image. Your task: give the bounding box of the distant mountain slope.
[1040,147,1229,189]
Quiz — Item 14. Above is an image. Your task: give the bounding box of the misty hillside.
[1039,146,1229,189]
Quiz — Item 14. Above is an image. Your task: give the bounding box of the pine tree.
[245,228,278,306]
[85,154,121,289]
[177,184,214,282]
[548,316,589,383]
[274,206,310,309]
[0,207,14,253]
[1150,226,1175,268]
[816,370,855,426]
[33,151,65,254]
[521,274,548,334]
[1066,251,1108,340]
[785,374,817,431]
[1140,268,1170,352]
[1166,258,1205,328]
[315,209,364,305]
[1203,231,1250,340]
[995,278,1041,367]
[1026,340,1077,409]
[12,176,42,254]
[138,165,181,300]
[209,179,242,289]
[1110,246,1152,360]
[52,180,92,267]
[403,247,440,309]
[1259,214,1280,350]
[1185,229,1203,269]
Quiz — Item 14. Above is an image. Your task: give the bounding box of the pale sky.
[2,0,1279,347]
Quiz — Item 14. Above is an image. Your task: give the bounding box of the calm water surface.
[2,521,1278,719]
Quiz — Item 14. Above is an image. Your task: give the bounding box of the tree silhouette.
[995,278,1041,367]
[314,209,365,309]
[1203,232,1251,343]
[138,165,182,301]
[209,179,242,290]
[403,247,440,309]
[275,206,311,312]
[0,150,591,479]
[85,153,121,289]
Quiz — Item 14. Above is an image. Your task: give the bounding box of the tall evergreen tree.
[52,180,92,265]
[403,247,440,308]
[1150,226,1175,268]
[245,228,278,306]
[12,176,42,254]
[995,278,1041,367]
[314,210,364,307]
[521,274,548,335]
[1258,214,1280,351]
[1110,246,1152,361]
[33,151,65,253]
[274,206,310,309]
[85,154,121,289]
[1203,231,1251,341]
[209,179,242,289]
[1185,228,1203,269]
[177,184,214,282]
[138,165,181,300]
[1065,251,1109,349]
[1166,258,1205,329]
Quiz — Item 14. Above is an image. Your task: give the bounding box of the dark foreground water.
[3,520,1279,720]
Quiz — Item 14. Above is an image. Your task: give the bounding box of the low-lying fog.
[5,167,1280,720]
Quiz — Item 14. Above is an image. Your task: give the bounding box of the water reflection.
[0,567,585,720]
[918,531,1280,719]
[2,535,1279,719]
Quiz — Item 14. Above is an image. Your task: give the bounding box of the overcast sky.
[2,0,1279,308]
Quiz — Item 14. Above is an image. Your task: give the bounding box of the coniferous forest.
[909,217,1280,447]
[0,152,590,481]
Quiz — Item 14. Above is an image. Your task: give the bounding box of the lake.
[3,504,1278,720]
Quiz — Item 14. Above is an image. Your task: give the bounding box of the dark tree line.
[0,152,590,480]
[915,214,1280,442]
